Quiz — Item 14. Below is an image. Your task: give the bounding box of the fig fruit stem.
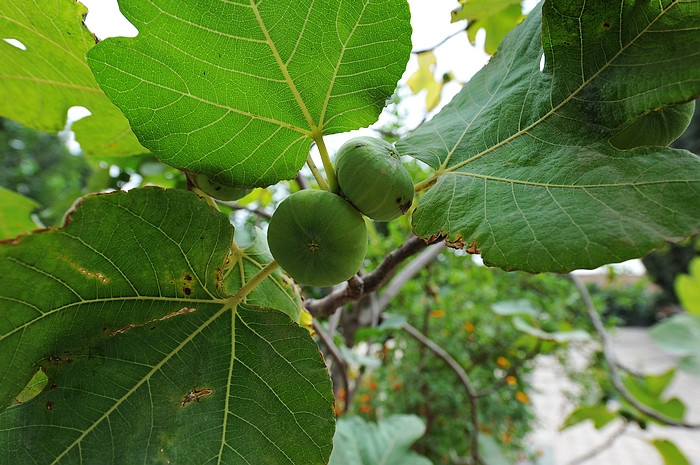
[414,173,440,193]
[305,155,330,191]
[229,260,280,305]
[315,136,339,194]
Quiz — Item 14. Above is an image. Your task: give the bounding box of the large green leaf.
[398,0,700,272]
[0,188,38,240]
[0,188,334,464]
[328,415,432,465]
[87,0,412,188]
[0,0,144,157]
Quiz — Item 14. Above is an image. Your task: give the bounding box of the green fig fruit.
[189,172,252,201]
[267,189,367,287]
[335,136,414,222]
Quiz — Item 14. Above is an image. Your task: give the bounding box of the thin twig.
[412,27,468,54]
[304,235,432,317]
[571,274,700,429]
[377,242,446,310]
[402,321,483,465]
[312,319,349,409]
[565,420,629,465]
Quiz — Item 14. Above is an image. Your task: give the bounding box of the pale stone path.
[525,327,700,465]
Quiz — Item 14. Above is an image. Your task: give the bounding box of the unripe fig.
[189,172,252,201]
[267,189,367,287]
[335,136,414,222]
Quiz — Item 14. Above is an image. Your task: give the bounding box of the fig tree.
[188,172,252,201]
[267,189,367,287]
[335,136,414,222]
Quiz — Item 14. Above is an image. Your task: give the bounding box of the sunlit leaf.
[452,0,523,55]
[0,188,334,464]
[561,404,618,430]
[651,439,691,465]
[0,0,144,156]
[399,1,700,272]
[621,369,686,424]
[675,257,700,315]
[407,51,444,111]
[88,0,412,188]
[0,187,39,240]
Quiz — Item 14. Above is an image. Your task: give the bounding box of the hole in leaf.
[2,38,27,50]
[80,0,138,40]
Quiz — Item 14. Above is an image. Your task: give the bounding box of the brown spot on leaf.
[466,241,480,255]
[446,236,465,249]
[111,307,197,336]
[46,401,54,410]
[602,21,611,29]
[180,388,213,407]
[183,286,192,296]
[184,275,193,281]
[50,383,57,390]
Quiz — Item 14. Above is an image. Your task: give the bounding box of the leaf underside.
[0,188,334,464]
[399,0,700,272]
[87,0,412,188]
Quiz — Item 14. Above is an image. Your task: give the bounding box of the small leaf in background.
[0,0,143,156]
[451,0,523,55]
[329,415,433,465]
[651,439,691,465]
[0,188,334,464]
[491,299,539,317]
[0,187,39,239]
[477,434,509,465]
[620,369,686,424]
[675,257,700,315]
[561,405,618,430]
[399,1,700,273]
[407,51,444,111]
[512,317,590,343]
[88,0,412,188]
[650,314,700,377]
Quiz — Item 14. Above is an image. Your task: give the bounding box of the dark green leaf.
[88,0,412,188]
[0,188,334,464]
[399,1,700,272]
